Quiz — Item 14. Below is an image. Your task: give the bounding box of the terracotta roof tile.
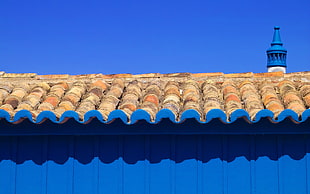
[0,71,310,122]
[304,95,310,108]
[102,74,132,79]
[260,82,284,117]
[36,74,70,79]
[239,81,264,119]
[164,73,192,77]
[70,74,103,79]
[141,84,161,119]
[98,79,124,119]
[222,81,243,116]
[202,81,222,114]
[254,71,284,77]
[162,81,181,116]
[278,80,306,115]
[119,81,142,116]
[182,80,202,117]
[1,73,37,78]
[224,72,253,78]
[132,73,161,78]
[191,72,224,78]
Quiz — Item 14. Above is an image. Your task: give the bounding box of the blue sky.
[0,0,309,75]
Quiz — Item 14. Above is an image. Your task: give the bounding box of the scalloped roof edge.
[0,109,309,125]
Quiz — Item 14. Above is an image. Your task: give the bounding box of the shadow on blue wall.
[0,118,309,165]
[1,118,310,194]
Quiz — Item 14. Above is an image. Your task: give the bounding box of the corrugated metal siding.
[0,134,309,194]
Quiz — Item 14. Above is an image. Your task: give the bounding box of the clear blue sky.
[1,0,309,75]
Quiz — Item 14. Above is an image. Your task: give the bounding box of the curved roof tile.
[0,71,309,124]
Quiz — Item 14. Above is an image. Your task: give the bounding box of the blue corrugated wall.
[0,133,309,194]
[0,117,309,194]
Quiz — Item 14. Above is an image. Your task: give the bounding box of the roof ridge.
[0,71,309,80]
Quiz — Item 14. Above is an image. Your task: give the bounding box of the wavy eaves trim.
[0,109,309,124]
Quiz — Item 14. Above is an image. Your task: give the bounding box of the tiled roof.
[0,71,310,124]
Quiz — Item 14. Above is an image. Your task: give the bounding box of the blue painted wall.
[0,119,309,194]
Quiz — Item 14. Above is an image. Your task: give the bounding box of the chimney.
[266,26,287,73]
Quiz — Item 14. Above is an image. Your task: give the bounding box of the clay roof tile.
[0,71,309,122]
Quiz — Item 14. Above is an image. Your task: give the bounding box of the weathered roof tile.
[254,71,284,77]
[0,71,309,122]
